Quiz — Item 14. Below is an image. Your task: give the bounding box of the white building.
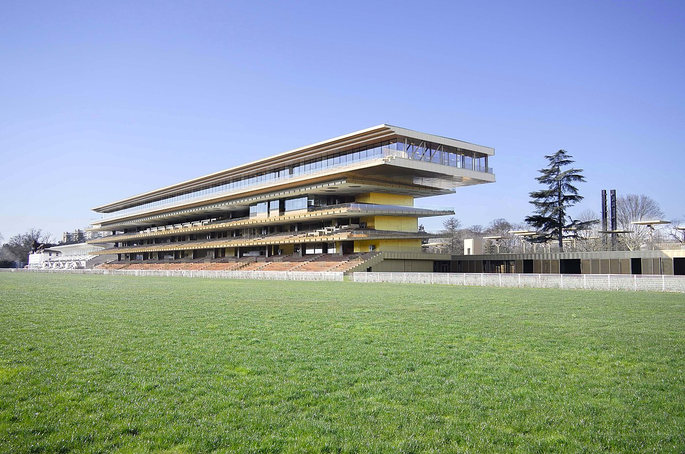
[28,243,111,269]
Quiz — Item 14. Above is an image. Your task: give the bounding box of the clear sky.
[1,0,683,240]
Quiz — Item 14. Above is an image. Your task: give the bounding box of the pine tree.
[525,150,588,252]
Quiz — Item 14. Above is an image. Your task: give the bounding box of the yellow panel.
[355,192,413,206]
[361,216,418,232]
[354,239,421,253]
[354,240,379,253]
[375,216,418,232]
[360,216,375,229]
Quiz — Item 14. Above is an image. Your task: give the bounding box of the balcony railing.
[99,147,491,222]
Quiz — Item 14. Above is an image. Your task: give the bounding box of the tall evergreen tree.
[525,150,588,251]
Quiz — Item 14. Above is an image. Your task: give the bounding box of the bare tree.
[485,218,513,236]
[441,217,463,254]
[465,224,484,237]
[4,229,53,265]
[617,194,665,250]
[573,209,603,251]
[484,218,515,253]
[668,217,684,244]
[506,221,532,253]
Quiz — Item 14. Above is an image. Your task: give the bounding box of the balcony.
[99,146,491,222]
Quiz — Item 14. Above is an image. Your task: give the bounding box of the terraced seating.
[257,257,296,271]
[294,254,357,272]
[259,262,295,271]
[297,261,338,271]
[98,262,130,270]
[202,261,243,271]
[333,258,365,272]
[97,252,380,273]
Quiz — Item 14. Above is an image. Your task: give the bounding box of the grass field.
[0,273,683,453]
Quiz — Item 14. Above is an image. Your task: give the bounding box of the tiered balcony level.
[89,125,494,259]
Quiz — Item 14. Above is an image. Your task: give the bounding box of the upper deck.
[92,125,495,224]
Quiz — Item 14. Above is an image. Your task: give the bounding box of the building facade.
[451,249,685,275]
[62,229,108,244]
[88,125,495,271]
[62,229,85,244]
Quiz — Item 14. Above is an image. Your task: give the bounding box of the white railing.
[353,272,685,293]
[1,268,343,281]
[99,147,493,222]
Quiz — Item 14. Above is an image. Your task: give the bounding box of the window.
[285,197,308,212]
[249,202,268,217]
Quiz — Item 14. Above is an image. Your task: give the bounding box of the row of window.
[247,196,309,218]
[103,138,489,220]
[103,142,399,220]
[117,219,366,247]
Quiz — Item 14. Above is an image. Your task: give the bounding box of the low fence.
[0,268,343,282]
[4,268,684,292]
[353,272,685,293]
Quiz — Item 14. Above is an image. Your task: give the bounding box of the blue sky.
[1,0,683,240]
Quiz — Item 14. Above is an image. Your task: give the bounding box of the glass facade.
[249,202,268,217]
[102,137,492,220]
[285,197,308,212]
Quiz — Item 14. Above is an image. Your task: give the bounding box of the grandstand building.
[88,125,495,272]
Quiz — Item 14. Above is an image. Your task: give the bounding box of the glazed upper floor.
[92,125,494,223]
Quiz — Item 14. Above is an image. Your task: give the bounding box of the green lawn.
[0,273,683,453]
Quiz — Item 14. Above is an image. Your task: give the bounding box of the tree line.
[3,149,681,262]
[438,149,681,254]
[0,229,53,267]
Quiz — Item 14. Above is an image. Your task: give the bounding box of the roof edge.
[93,124,493,212]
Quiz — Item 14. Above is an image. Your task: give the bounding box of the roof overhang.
[93,125,494,213]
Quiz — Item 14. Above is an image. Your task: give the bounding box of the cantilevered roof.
[93,124,494,213]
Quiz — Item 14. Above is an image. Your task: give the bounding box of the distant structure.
[62,229,85,244]
[28,243,112,269]
[451,190,684,275]
[451,248,684,275]
[463,237,483,255]
[62,229,107,244]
